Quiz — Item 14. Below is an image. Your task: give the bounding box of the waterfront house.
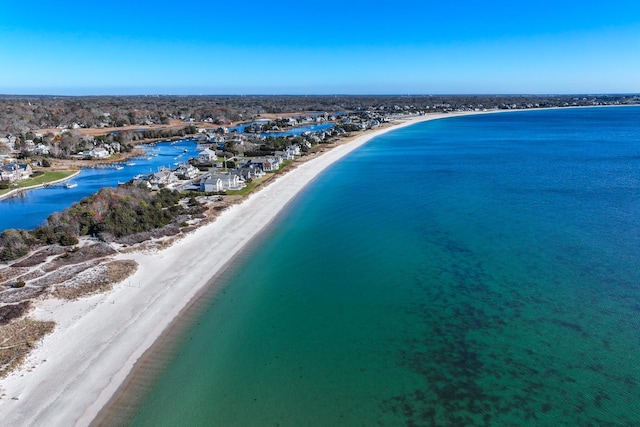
[175,164,200,180]
[233,165,265,180]
[148,170,179,188]
[274,150,294,161]
[1,163,33,182]
[250,157,280,172]
[200,176,223,192]
[287,145,301,156]
[87,147,110,159]
[200,173,245,192]
[198,148,217,162]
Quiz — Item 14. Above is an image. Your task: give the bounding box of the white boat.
[126,162,136,166]
[64,182,78,189]
[115,165,124,170]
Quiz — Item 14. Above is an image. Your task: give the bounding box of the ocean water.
[127,107,640,426]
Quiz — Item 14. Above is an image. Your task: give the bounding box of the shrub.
[59,233,79,247]
[0,246,29,262]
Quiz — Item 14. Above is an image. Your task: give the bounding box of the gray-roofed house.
[200,173,245,192]
[198,148,217,162]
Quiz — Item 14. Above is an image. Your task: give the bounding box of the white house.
[198,148,217,162]
[33,143,51,155]
[200,176,223,192]
[87,147,110,159]
[175,164,200,180]
[286,145,301,156]
[200,173,245,192]
[274,150,294,161]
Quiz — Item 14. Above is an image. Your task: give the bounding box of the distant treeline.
[2,94,639,135]
[133,125,198,141]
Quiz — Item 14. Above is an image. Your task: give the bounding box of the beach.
[0,113,451,426]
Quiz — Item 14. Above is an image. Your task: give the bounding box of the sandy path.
[0,113,452,426]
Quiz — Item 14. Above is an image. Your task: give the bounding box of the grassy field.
[0,170,77,196]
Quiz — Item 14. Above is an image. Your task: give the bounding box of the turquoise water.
[129,107,640,426]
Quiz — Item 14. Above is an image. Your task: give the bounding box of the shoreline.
[0,113,452,426]
[0,170,81,201]
[1,105,633,425]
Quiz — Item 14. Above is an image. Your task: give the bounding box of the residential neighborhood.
[0,107,392,194]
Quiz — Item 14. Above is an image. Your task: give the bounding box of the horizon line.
[2,92,640,98]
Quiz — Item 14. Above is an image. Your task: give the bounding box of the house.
[33,143,51,156]
[274,150,294,161]
[174,164,199,180]
[87,147,110,159]
[1,163,32,182]
[286,145,301,156]
[0,165,15,182]
[148,170,179,187]
[200,176,223,192]
[198,148,217,162]
[200,173,245,192]
[250,157,280,172]
[232,165,265,181]
[24,140,36,151]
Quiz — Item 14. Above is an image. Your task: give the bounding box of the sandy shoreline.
[3,105,618,425]
[0,111,473,426]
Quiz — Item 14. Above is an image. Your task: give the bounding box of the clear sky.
[1,0,639,95]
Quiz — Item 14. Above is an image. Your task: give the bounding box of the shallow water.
[129,107,640,426]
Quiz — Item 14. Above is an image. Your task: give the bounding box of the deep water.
[129,107,640,426]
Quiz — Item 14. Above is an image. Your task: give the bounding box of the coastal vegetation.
[0,317,55,378]
[0,185,204,262]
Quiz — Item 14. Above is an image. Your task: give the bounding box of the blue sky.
[1,1,639,95]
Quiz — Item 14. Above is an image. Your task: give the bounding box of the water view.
[127,106,640,425]
[0,139,199,231]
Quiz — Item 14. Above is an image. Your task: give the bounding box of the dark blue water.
[230,122,334,136]
[0,139,199,231]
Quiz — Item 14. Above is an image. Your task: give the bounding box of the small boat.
[115,165,124,170]
[64,182,78,189]
[126,162,136,166]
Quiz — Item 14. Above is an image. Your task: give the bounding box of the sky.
[1,0,639,95]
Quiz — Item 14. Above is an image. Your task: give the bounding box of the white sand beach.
[0,113,453,426]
